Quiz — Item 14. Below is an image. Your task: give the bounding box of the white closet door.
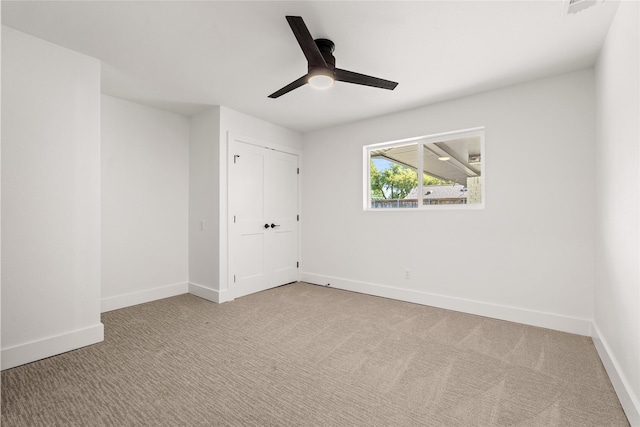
[229,139,299,299]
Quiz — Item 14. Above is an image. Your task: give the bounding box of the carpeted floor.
[1,282,629,426]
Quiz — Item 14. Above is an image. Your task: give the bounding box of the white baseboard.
[301,272,592,336]
[592,324,640,426]
[101,282,189,313]
[1,323,104,370]
[188,282,229,303]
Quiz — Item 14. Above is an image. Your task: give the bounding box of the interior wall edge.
[0,323,104,371]
[592,323,640,426]
[300,273,592,337]
[100,282,189,313]
[188,282,229,304]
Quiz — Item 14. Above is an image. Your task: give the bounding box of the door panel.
[229,142,269,296]
[229,139,299,299]
[237,233,264,281]
[265,149,298,287]
[233,145,265,223]
[268,152,298,219]
[270,230,297,286]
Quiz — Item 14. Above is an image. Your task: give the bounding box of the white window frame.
[363,127,485,211]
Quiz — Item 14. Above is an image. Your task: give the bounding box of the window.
[364,127,484,210]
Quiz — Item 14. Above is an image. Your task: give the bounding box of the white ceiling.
[2,1,619,133]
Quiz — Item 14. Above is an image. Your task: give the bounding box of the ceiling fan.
[268,16,399,99]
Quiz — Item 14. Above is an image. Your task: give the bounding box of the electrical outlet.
[405,269,411,279]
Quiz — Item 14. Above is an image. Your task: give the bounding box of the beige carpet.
[1,282,629,426]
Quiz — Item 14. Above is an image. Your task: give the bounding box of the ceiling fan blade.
[335,68,398,91]
[268,75,309,98]
[286,16,327,67]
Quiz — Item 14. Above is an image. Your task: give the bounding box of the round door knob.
[264,223,270,229]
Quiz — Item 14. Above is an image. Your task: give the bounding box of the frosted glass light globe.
[308,74,334,90]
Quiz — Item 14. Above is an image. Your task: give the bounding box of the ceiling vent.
[564,0,599,15]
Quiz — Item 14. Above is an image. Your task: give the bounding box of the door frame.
[223,132,302,301]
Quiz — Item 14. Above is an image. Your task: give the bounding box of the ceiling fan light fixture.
[308,72,334,90]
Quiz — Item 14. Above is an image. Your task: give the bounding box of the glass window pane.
[370,144,418,209]
[421,136,482,206]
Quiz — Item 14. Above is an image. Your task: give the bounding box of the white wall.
[219,106,302,153]
[594,1,640,423]
[188,106,302,302]
[101,95,190,312]
[302,69,596,335]
[1,5,4,392]
[1,27,103,369]
[188,107,221,301]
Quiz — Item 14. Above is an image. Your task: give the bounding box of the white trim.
[592,324,640,426]
[188,282,231,304]
[366,126,486,150]
[365,203,486,212]
[219,130,229,296]
[101,282,188,313]
[301,272,592,336]
[1,323,104,370]
[229,132,303,156]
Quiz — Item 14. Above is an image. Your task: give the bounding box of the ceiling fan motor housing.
[313,38,336,71]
